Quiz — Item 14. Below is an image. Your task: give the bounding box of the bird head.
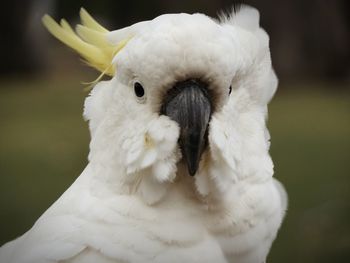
[111,13,238,176]
[43,6,277,202]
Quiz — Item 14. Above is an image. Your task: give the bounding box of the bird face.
[112,13,247,176]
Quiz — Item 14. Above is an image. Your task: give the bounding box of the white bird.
[0,6,287,263]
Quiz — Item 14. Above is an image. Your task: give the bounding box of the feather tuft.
[218,4,260,32]
[42,9,130,76]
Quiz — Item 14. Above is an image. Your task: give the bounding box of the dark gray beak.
[161,79,212,176]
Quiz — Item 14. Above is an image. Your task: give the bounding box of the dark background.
[0,0,349,262]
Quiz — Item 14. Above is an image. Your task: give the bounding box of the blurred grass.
[268,84,350,262]
[0,78,349,262]
[0,77,89,245]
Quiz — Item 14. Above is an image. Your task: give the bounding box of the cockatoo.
[0,5,287,263]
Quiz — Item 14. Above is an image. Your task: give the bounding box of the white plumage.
[0,6,287,263]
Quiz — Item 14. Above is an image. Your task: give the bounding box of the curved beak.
[161,79,212,176]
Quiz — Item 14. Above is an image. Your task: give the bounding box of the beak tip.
[188,167,197,176]
[186,157,200,176]
[183,149,200,176]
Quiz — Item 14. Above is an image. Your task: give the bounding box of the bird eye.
[229,86,232,95]
[134,82,145,98]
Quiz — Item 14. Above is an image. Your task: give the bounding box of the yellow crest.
[42,8,128,76]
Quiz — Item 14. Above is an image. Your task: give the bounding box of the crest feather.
[79,8,108,33]
[42,8,127,76]
[219,5,260,32]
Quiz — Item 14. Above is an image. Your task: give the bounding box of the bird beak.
[161,79,212,176]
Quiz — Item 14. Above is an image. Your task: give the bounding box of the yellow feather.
[42,9,130,76]
[76,25,110,47]
[81,64,114,91]
[79,8,108,33]
[60,19,74,33]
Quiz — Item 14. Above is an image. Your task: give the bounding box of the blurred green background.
[1,0,349,262]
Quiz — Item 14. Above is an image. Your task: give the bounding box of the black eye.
[134,82,145,97]
[229,86,232,95]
